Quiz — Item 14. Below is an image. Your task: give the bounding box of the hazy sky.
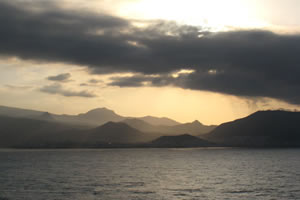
[1,0,300,125]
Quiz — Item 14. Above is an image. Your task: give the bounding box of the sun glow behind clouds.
[118,0,269,31]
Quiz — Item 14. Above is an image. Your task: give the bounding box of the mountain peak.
[191,120,203,125]
[86,107,114,113]
[79,107,118,118]
[76,107,125,126]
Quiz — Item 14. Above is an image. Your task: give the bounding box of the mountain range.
[0,105,181,127]
[0,105,215,148]
[1,105,300,148]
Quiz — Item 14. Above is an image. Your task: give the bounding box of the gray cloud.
[88,79,103,84]
[40,83,96,97]
[80,79,104,87]
[1,1,300,104]
[47,73,71,82]
[109,74,175,87]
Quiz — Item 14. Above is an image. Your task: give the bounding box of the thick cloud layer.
[1,1,300,104]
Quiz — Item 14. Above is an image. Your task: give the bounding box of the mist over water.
[0,148,299,200]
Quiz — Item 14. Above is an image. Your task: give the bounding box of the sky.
[1,0,300,125]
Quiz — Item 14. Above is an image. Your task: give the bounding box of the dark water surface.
[0,148,299,200]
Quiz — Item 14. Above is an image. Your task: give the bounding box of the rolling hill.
[204,110,300,147]
[0,116,160,148]
[150,134,215,148]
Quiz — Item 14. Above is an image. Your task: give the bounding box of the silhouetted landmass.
[149,134,215,148]
[123,118,216,136]
[39,112,55,121]
[138,116,180,126]
[2,105,300,148]
[78,108,125,125]
[171,120,216,135]
[85,122,160,144]
[0,105,43,118]
[0,115,74,148]
[0,116,159,148]
[51,107,126,127]
[122,118,155,132]
[0,105,182,127]
[204,110,300,147]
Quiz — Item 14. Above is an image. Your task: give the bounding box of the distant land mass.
[0,105,182,127]
[150,134,215,148]
[122,118,216,136]
[137,116,180,126]
[0,105,215,148]
[204,110,300,147]
[0,105,300,148]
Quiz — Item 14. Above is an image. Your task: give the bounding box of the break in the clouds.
[40,83,96,98]
[47,73,71,82]
[1,0,300,104]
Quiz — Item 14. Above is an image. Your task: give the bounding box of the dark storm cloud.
[47,73,71,82]
[109,74,175,87]
[40,84,96,98]
[1,1,300,104]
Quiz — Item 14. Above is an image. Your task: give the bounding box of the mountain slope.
[138,116,180,126]
[0,115,75,147]
[77,108,125,125]
[0,115,160,147]
[85,122,158,144]
[150,134,214,148]
[0,105,182,127]
[204,110,300,147]
[123,118,216,136]
[0,105,44,118]
[170,120,216,135]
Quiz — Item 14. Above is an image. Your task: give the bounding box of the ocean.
[0,148,299,200]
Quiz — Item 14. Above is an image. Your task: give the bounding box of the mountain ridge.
[122,118,216,136]
[0,105,212,128]
[204,110,300,147]
[150,134,215,148]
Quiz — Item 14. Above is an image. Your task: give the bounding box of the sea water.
[0,148,299,200]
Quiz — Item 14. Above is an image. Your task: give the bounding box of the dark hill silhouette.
[52,107,126,127]
[0,115,74,147]
[122,118,216,136]
[0,105,182,127]
[76,108,125,125]
[39,112,55,121]
[171,120,216,135]
[150,134,214,148]
[0,116,160,148]
[0,105,44,118]
[138,116,180,126]
[204,110,300,147]
[2,105,300,148]
[85,122,159,144]
[122,118,155,132]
